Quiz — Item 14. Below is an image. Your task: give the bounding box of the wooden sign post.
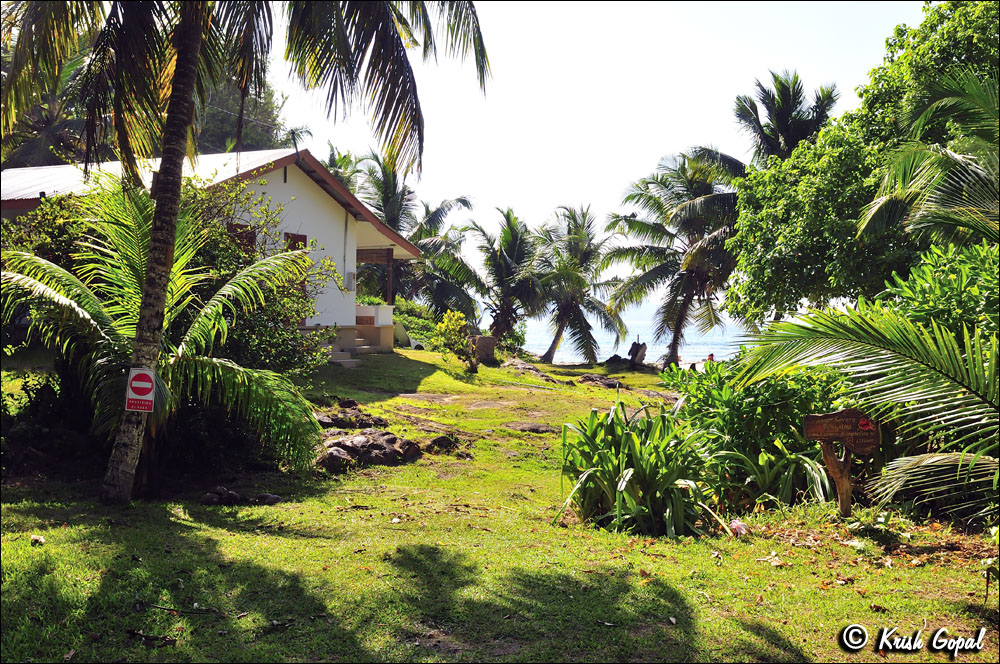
[803,408,880,518]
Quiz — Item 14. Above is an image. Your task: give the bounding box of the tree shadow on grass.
[0,495,367,662]
[377,543,700,661]
[302,352,442,405]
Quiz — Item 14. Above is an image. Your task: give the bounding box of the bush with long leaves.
[1,181,321,470]
[738,300,998,520]
[556,401,728,537]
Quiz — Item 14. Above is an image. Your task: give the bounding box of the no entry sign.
[125,368,156,412]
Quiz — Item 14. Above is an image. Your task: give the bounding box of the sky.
[265,1,928,338]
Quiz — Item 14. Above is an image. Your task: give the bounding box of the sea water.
[521,301,745,365]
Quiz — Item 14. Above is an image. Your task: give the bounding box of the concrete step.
[353,345,379,355]
[328,351,352,361]
[331,358,361,368]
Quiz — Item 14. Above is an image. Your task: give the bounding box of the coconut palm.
[737,300,998,520]
[606,154,738,368]
[861,68,999,244]
[405,198,484,320]
[735,69,838,163]
[535,205,625,364]
[2,1,489,502]
[467,209,546,346]
[0,51,94,167]
[0,178,321,484]
[356,149,481,317]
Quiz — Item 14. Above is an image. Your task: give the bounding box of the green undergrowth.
[2,350,997,662]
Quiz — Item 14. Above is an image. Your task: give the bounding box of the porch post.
[385,248,394,304]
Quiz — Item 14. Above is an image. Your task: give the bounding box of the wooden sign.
[803,408,881,456]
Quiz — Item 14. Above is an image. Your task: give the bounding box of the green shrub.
[432,310,477,373]
[660,356,848,510]
[557,401,726,537]
[394,297,437,344]
[356,294,386,305]
[879,242,999,335]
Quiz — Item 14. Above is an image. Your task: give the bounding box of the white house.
[0,149,417,362]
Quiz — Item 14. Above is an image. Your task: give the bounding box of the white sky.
[267,1,927,322]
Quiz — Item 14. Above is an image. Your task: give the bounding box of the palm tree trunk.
[662,292,695,370]
[101,4,206,503]
[540,320,567,364]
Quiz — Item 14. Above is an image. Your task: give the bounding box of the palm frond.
[177,249,312,356]
[165,355,321,470]
[737,300,999,454]
[868,453,998,520]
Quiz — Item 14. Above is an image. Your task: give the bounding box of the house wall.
[243,165,357,327]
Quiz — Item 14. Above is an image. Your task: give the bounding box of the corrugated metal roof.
[1,149,296,202]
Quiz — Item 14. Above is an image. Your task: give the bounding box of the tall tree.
[467,209,546,346]
[2,1,489,503]
[735,69,838,163]
[536,205,624,364]
[606,155,737,368]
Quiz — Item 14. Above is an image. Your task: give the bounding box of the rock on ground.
[317,429,421,473]
[577,373,628,389]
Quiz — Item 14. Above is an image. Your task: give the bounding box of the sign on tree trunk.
[125,368,156,413]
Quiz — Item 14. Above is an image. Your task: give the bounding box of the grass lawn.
[2,350,997,662]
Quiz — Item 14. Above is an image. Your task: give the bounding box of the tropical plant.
[432,309,477,373]
[660,358,845,510]
[535,205,625,364]
[467,208,546,349]
[861,68,999,245]
[734,69,838,163]
[357,148,482,319]
[556,401,728,537]
[737,300,998,520]
[0,50,94,167]
[325,143,364,194]
[606,154,738,367]
[1,0,489,502]
[879,242,999,335]
[0,179,321,480]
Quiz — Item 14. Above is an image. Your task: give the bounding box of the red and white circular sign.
[125,368,156,412]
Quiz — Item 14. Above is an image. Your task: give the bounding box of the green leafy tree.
[734,69,838,163]
[606,154,738,368]
[852,0,999,148]
[536,205,624,365]
[467,208,546,348]
[196,72,299,153]
[2,1,489,502]
[1,178,321,482]
[725,121,923,325]
[325,143,364,194]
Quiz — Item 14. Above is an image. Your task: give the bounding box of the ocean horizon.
[520,300,745,366]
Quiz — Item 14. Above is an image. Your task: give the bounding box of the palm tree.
[325,144,364,194]
[536,206,625,364]
[357,149,481,317]
[861,68,999,244]
[405,198,484,320]
[737,300,998,520]
[735,69,838,163]
[467,209,546,346]
[2,1,489,502]
[0,177,321,488]
[606,154,738,368]
[0,51,94,167]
